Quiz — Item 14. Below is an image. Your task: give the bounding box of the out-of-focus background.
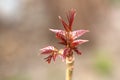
[0,0,120,80]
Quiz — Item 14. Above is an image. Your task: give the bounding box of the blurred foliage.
[93,51,112,75]
[110,0,120,4]
[3,74,31,80]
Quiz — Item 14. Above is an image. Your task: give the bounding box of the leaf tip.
[58,16,62,20]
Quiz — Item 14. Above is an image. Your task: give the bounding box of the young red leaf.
[72,30,89,39]
[49,29,65,35]
[58,16,70,32]
[50,28,66,43]
[63,48,71,58]
[56,32,66,43]
[40,46,57,54]
[71,39,88,47]
[73,48,82,55]
[52,53,57,61]
[67,9,76,30]
[44,55,52,63]
[50,29,66,42]
[41,46,58,63]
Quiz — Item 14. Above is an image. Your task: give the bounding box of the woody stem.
[66,56,74,80]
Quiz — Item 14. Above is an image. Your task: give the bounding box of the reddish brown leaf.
[71,39,88,47]
[63,48,68,59]
[58,16,70,32]
[67,9,76,30]
[73,48,82,55]
[49,29,65,36]
[44,55,52,63]
[72,30,89,39]
[52,53,57,61]
[44,53,58,63]
[40,46,57,54]
[56,32,66,43]
[49,29,66,41]
[63,48,71,58]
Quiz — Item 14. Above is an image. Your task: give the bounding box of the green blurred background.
[0,0,120,80]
